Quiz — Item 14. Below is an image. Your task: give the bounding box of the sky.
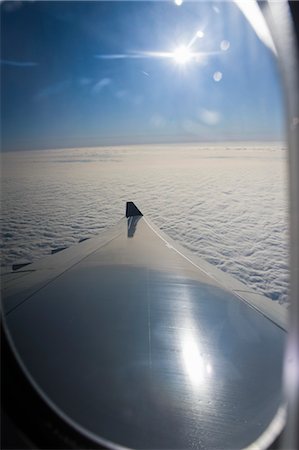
[1,0,285,151]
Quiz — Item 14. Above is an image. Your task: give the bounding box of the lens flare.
[173,46,191,64]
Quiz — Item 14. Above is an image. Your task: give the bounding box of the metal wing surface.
[1,203,287,449]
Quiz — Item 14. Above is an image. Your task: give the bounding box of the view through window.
[1,1,289,449]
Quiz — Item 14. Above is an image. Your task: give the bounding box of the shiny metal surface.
[2,215,286,449]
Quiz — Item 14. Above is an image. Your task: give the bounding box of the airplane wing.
[1,202,287,449]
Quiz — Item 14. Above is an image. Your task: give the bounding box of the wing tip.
[126,202,143,217]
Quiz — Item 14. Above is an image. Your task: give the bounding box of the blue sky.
[1,1,285,151]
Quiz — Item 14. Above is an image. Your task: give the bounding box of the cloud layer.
[1,143,289,305]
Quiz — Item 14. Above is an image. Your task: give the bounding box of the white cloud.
[92,78,111,94]
[198,108,221,126]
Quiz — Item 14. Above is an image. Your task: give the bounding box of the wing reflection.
[127,215,142,238]
[181,331,213,388]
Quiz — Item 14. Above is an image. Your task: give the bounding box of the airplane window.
[1,1,296,449]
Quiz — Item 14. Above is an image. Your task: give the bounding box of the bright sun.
[173,45,192,64]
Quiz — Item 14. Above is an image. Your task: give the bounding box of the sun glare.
[173,46,191,64]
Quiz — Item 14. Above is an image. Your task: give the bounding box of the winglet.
[126,202,143,218]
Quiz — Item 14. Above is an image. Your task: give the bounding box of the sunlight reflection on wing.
[181,331,213,388]
[182,332,204,386]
